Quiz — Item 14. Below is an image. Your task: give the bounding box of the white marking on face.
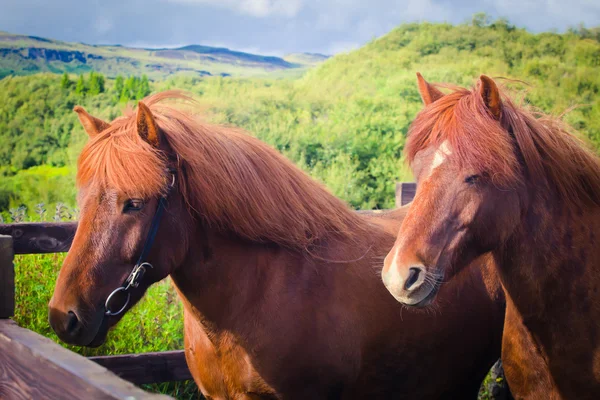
[431,140,452,171]
[384,246,426,289]
[387,246,403,286]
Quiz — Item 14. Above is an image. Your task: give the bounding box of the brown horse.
[49,91,505,399]
[382,73,600,399]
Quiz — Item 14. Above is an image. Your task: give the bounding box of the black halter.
[104,170,176,316]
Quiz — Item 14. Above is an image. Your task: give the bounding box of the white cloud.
[166,0,305,18]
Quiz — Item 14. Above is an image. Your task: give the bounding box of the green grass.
[0,166,76,213]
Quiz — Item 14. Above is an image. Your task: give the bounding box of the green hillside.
[0,30,321,79]
[1,17,599,213]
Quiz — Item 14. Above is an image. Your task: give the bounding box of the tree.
[75,75,86,96]
[472,12,491,28]
[60,72,71,89]
[137,75,151,99]
[490,17,515,32]
[88,72,105,95]
[114,75,124,95]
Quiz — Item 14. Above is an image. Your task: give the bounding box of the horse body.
[48,92,506,399]
[169,214,504,399]
[383,73,600,398]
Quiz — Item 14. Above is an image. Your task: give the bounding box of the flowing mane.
[77,91,373,251]
[406,82,600,210]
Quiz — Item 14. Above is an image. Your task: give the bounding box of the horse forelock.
[405,80,600,211]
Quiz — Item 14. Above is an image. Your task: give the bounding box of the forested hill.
[1,17,599,212]
[302,18,599,128]
[0,30,326,79]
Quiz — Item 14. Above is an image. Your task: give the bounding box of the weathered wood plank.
[89,350,192,385]
[0,235,14,318]
[396,182,417,207]
[0,319,171,399]
[0,222,77,254]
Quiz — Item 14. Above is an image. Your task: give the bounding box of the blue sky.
[1,0,599,55]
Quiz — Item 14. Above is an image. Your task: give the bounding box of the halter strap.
[104,170,175,316]
[135,195,168,266]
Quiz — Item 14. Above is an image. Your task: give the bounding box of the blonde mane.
[77,91,373,251]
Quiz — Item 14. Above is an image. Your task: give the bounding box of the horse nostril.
[66,311,80,336]
[404,267,422,290]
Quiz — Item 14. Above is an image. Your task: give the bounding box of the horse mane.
[406,81,600,210]
[77,91,374,252]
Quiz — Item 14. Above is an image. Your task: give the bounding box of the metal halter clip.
[104,262,154,316]
[127,262,153,289]
[104,287,130,316]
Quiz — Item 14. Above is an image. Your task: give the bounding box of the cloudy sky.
[1,0,599,56]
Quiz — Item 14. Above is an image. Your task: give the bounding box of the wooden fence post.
[0,234,14,319]
[395,182,417,207]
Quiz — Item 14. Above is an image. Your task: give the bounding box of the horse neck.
[492,184,600,392]
[494,187,600,340]
[168,220,384,332]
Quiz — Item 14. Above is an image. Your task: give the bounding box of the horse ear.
[416,72,444,105]
[478,75,502,120]
[73,106,110,137]
[136,101,160,147]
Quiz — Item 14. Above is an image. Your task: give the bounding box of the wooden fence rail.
[0,319,170,399]
[0,183,417,398]
[90,351,191,385]
[0,222,77,254]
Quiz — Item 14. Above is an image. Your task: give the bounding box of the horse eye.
[123,199,144,213]
[464,175,480,185]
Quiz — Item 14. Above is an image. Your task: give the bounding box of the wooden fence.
[0,183,416,398]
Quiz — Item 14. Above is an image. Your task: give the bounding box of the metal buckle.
[104,287,131,316]
[127,262,153,289]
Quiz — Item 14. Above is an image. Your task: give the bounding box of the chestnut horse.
[49,92,505,399]
[382,73,600,399]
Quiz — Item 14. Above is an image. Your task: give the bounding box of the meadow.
[2,16,599,398]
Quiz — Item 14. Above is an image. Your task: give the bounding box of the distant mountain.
[284,53,330,66]
[0,31,327,79]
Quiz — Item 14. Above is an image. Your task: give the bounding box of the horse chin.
[400,282,441,309]
[410,283,441,308]
[85,314,110,348]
